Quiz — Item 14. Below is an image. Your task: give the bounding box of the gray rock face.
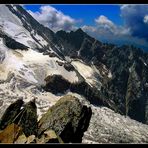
[100,46,148,124]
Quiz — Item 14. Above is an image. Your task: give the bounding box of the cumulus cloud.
[95,15,130,35]
[82,23,148,50]
[27,5,77,32]
[95,15,116,31]
[82,15,130,42]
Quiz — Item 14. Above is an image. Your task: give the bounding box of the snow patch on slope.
[72,60,102,88]
[0,5,22,26]
[0,5,50,51]
[21,49,79,84]
[0,20,41,49]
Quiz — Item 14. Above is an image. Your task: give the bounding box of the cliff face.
[99,46,148,123]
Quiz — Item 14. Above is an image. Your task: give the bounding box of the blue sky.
[24,5,123,26]
[24,5,148,51]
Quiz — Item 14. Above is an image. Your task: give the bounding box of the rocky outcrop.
[44,74,106,106]
[0,95,92,143]
[38,95,92,143]
[0,99,38,137]
[0,99,24,130]
[44,75,70,94]
[1,96,148,144]
[0,31,29,50]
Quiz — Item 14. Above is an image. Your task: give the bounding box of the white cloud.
[95,15,115,29]
[82,15,129,38]
[144,15,148,24]
[27,5,77,32]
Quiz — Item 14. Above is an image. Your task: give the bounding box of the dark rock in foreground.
[38,95,92,143]
[0,95,92,143]
[14,99,38,137]
[0,99,24,130]
[0,99,38,137]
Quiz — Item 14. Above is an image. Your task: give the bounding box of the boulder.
[38,95,92,143]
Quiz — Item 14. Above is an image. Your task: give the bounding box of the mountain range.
[0,4,148,143]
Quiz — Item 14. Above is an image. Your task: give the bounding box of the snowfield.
[0,37,78,120]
